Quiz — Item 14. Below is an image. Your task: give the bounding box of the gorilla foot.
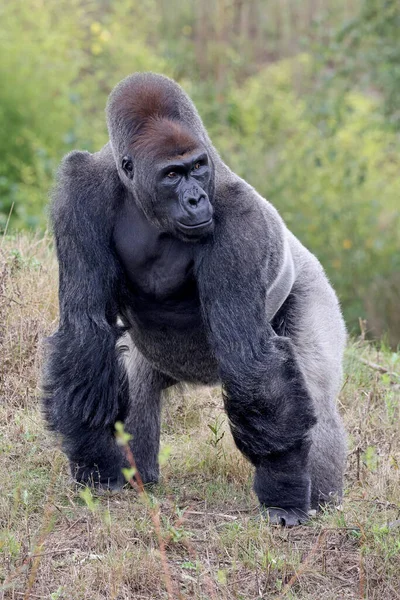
[262,506,310,527]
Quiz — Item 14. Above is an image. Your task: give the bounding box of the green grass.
[0,235,399,599]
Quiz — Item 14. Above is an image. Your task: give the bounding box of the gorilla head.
[107,79,214,240]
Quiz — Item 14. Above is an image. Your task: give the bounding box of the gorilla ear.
[121,155,134,179]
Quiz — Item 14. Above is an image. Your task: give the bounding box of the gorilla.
[43,72,347,526]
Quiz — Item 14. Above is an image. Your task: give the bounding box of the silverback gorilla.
[43,73,347,526]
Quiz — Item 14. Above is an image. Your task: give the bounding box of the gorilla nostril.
[188,198,198,207]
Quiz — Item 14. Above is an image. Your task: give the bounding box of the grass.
[0,234,399,600]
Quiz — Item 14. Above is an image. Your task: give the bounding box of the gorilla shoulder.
[53,145,121,216]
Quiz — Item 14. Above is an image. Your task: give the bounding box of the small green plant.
[114,420,133,445]
[164,519,188,544]
[384,391,397,424]
[181,560,197,570]
[0,531,21,558]
[216,569,227,584]
[121,466,136,481]
[207,415,225,458]
[159,444,172,466]
[363,445,379,472]
[79,487,98,513]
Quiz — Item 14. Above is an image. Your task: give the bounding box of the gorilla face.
[121,150,214,241]
[118,116,215,241]
[157,151,214,237]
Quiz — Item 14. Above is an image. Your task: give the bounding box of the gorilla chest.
[114,206,197,301]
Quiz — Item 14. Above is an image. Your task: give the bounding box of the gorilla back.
[43,72,347,527]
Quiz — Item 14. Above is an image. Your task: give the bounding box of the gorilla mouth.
[177,218,213,230]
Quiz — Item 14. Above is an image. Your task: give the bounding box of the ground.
[0,235,399,600]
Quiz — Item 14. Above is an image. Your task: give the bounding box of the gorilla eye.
[121,156,133,173]
[167,172,177,178]
[194,162,201,170]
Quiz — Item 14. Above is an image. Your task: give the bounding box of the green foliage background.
[0,0,399,343]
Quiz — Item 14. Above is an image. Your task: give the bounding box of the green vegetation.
[1,235,399,598]
[1,5,399,595]
[1,0,399,341]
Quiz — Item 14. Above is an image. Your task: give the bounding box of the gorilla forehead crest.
[107,74,200,160]
[133,117,200,161]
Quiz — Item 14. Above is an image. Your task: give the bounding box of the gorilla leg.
[121,334,174,485]
[293,327,347,510]
[272,273,347,512]
[309,418,347,508]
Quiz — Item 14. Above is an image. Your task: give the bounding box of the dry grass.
[0,234,399,600]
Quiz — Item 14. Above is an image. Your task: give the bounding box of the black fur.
[43,73,347,524]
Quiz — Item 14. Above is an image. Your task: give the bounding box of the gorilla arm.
[196,190,317,518]
[43,148,128,430]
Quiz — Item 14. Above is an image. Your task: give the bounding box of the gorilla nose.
[184,193,205,209]
[182,193,211,219]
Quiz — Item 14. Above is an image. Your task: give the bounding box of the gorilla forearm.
[196,198,313,452]
[43,321,127,429]
[221,337,316,460]
[217,330,317,514]
[215,336,317,520]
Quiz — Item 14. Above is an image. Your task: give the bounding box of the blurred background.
[0,0,399,344]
